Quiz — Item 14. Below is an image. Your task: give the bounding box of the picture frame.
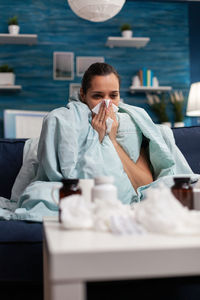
[53,52,74,80]
[69,83,81,98]
[76,56,104,77]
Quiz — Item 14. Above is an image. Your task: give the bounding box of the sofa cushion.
[0,220,42,242]
[172,126,200,174]
[0,139,25,199]
[0,220,43,282]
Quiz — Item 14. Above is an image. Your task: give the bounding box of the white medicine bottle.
[91,176,117,202]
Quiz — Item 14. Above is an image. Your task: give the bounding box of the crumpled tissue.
[60,194,144,235]
[60,182,200,236]
[60,195,94,229]
[93,197,144,234]
[92,99,118,134]
[133,182,200,235]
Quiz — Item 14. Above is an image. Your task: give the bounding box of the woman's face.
[81,73,120,110]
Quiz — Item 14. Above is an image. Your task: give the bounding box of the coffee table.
[43,216,200,300]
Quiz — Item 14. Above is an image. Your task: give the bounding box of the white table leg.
[51,282,85,300]
[44,239,85,300]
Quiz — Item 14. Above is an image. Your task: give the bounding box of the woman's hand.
[107,101,118,143]
[91,101,107,143]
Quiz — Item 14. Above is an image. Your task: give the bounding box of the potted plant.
[120,23,133,38]
[8,16,20,35]
[170,91,185,127]
[0,64,15,86]
[147,93,171,126]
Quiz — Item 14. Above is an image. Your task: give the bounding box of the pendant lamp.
[67,0,126,22]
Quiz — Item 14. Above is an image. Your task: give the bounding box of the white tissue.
[105,117,113,134]
[92,99,118,134]
[109,215,146,235]
[93,197,135,232]
[92,99,118,114]
[133,182,200,235]
[61,195,94,229]
[60,194,143,235]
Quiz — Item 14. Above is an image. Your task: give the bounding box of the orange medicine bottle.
[171,177,193,210]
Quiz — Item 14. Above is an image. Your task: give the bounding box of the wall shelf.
[106,37,150,48]
[129,86,172,94]
[0,85,22,91]
[0,34,37,45]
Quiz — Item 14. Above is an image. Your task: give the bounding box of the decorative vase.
[0,73,15,85]
[8,25,20,35]
[174,122,184,128]
[132,75,140,87]
[161,122,171,128]
[122,30,133,38]
[153,76,159,87]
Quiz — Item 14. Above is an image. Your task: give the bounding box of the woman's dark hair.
[81,62,121,94]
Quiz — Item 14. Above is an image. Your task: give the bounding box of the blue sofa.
[0,139,43,300]
[0,126,200,300]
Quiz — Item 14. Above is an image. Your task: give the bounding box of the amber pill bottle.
[171,177,193,210]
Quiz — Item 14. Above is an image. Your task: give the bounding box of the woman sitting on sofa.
[27,62,192,205]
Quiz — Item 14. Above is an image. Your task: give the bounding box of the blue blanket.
[0,99,196,221]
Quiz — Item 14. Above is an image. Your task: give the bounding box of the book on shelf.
[136,68,154,87]
[138,69,143,86]
[142,67,147,86]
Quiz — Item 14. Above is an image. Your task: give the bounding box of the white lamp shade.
[186,82,200,116]
[67,0,126,22]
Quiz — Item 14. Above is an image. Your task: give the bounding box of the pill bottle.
[91,176,117,202]
[171,177,193,210]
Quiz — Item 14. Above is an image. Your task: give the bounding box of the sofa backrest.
[0,126,199,199]
[0,139,25,199]
[172,126,200,175]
